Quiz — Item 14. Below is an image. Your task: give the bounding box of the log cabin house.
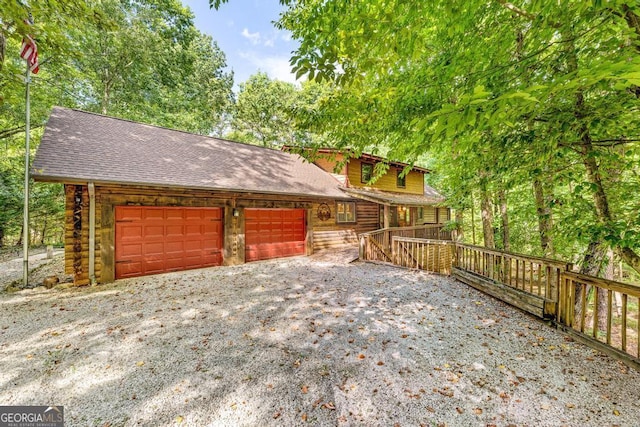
[32,107,449,285]
[304,148,450,229]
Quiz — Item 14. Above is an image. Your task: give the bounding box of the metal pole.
[22,63,30,287]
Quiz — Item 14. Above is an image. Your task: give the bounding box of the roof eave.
[31,174,354,201]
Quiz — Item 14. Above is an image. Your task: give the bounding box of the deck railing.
[359,226,640,369]
[455,244,570,310]
[557,271,640,361]
[359,225,452,264]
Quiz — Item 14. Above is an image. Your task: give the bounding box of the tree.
[211,0,640,277]
[229,72,297,147]
[0,0,235,247]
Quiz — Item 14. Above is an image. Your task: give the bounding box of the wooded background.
[2,0,639,284]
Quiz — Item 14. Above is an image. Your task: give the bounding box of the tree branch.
[496,0,537,21]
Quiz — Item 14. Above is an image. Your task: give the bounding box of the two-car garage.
[114,206,306,279]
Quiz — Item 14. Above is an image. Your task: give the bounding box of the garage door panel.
[245,208,306,262]
[144,209,165,221]
[119,243,142,258]
[115,206,223,279]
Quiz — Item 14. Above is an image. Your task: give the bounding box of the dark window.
[397,169,406,188]
[336,202,356,223]
[417,207,424,220]
[361,163,373,183]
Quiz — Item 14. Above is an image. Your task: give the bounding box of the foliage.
[212,0,640,276]
[0,0,235,246]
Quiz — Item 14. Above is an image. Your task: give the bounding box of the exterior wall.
[438,207,451,223]
[64,183,373,284]
[311,200,379,250]
[346,158,424,194]
[64,184,101,285]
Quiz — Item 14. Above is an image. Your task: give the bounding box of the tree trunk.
[498,188,510,252]
[40,219,48,245]
[480,181,495,249]
[533,178,554,257]
[0,31,5,72]
[470,201,477,245]
[575,241,607,326]
[455,209,464,242]
[562,26,640,276]
[15,225,23,246]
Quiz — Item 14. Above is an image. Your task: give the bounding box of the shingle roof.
[33,107,349,199]
[343,186,444,206]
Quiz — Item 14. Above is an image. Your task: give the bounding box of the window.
[361,163,373,183]
[397,169,406,188]
[417,207,424,220]
[336,202,356,223]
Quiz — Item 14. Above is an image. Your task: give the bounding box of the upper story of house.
[309,149,430,196]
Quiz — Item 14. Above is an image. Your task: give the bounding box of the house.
[302,148,449,229]
[32,107,448,285]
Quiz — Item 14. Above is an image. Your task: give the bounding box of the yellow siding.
[438,207,450,223]
[421,206,437,224]
[347,158,424,194]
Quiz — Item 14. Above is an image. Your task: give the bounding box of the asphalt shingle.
[32,107,349,199]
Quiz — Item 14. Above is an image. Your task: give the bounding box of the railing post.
[359,235,366,260]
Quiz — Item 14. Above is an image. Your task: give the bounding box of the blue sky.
[182,0,299,88]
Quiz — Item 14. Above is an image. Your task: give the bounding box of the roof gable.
[33,107,348,199]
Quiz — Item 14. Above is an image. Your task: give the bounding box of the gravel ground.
[0,250,68,291]
[0,248,638,426]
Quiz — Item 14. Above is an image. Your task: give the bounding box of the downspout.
[88,182,96,285]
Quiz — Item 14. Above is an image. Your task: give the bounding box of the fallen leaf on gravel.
[301,413,307,421]
[426,406,435,413]
[357,354,366,359]
[301,385,308,394]
[323,402,336,410]
[473,408,482,415]
[273,412,281,419]
[377,361,384,366]
[136,361,145,367]
[499,392,508,399]
[566,403,575,409]
[613,409,620,416]
[456,407,464,414]
[175,416,184,424]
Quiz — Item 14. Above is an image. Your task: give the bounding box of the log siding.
[64,184,369,284]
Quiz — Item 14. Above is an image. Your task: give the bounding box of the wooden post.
[306,207,314,256]
[383,205,390,228]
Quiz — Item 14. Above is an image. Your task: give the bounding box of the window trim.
[396,169,406,188]
[361,162,374,184]
[336,201,357,224]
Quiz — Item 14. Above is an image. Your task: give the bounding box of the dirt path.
[0,249,638,426]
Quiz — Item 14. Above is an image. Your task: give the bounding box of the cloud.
[241,28,261,45]
[241,28,291,48]
[238,51,301,84]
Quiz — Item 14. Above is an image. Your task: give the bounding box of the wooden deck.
[359,227,640,371]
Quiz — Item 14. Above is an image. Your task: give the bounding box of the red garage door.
[115,206,223,279]
[245,209,306,262]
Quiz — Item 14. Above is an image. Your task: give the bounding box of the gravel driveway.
[1,248,638,426]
